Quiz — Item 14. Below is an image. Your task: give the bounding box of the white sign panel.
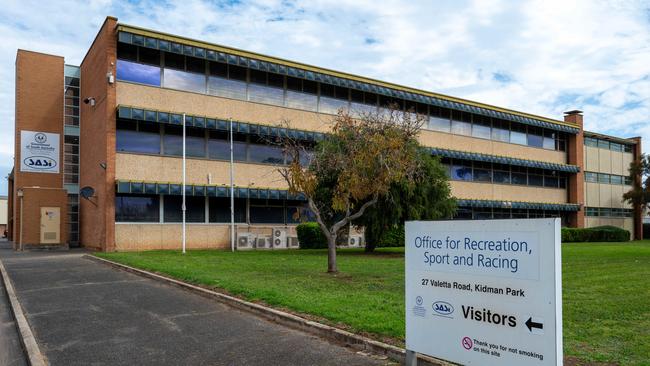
[20,130,60,174]
[405,218,562,365]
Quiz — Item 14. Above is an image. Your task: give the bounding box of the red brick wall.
[564,112,585,228]
[79,16,118,251]
[12,50,67,247]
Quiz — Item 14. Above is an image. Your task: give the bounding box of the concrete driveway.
[0,248,391,366]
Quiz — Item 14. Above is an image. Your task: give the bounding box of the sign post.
[405,218,562,365]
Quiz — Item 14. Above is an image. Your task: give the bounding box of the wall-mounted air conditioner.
[237,233,256,250]
[256,236,272,249]
[348,234,364,248]
[272,228,287,249]
[287,236,300,249]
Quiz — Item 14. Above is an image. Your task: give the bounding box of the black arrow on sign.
[525,317,543,332]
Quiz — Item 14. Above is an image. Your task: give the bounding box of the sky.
[0,0,649,195]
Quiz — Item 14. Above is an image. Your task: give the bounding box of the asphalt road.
[0,247,391,366]
[0,242,28,366]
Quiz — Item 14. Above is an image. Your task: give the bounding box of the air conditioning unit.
[272,228,287,249]
[237,233,256,250]
[287,236,300,249]
[348,234,364,248]
[256,236,272,249]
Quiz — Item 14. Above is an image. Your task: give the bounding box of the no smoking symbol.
[462,337,473,350]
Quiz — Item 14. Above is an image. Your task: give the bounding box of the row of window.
[441,158,568,189]
[584,137,634,153]
[68,194,79,245]
[64,135,80,184]
[116,44,568,151]
[64,76,80,126]
[584,207,633,218]
[116,120,311,165]
[454,208,568,223]
[584,172,632,186]
[115,194,314,224]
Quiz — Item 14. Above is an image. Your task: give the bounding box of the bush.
[376,225,405,247]
[296,222,328,249]
[562,225,630,243]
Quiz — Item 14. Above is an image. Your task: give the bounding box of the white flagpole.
[182,113,187,255]
[230,118,235,252]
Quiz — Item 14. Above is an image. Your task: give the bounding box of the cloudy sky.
[1,0,649,195]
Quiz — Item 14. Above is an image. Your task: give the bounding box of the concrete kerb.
[0,258,47,366]
[85,254,454,366]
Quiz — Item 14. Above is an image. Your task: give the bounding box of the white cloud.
[0,0,648,195]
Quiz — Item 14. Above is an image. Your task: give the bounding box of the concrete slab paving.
[0,248,392,366]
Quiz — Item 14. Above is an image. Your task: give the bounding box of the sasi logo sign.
[23,156,57,170]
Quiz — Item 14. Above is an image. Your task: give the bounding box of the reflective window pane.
[115,194,160,222]
[451,164,472,181]
[428,116,450,133]
[164,196,205,223]
[116,60,161,86]
[207,76,247,100]
[319,96,349,115]
[286,90,317,111]
[209,197,246,223]
[248,142,285,164]
[163,68,206,93]
[116,129,161,154]
[248,83,284,105]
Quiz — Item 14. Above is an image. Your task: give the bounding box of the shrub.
[296,222,328,249]
[562,225,630,243]
[376,225,405,247]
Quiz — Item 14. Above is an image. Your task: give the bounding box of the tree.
[623,153,650,218]
[357,150,456,252]
[279,108,424,273]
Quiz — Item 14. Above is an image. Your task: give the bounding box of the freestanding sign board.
[20,130,60,174]
[405,218,562,365]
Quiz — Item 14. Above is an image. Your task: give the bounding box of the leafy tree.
[356,150,456,252]
[280,108,424,273]
[623,153,650,218]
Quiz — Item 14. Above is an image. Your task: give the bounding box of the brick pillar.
[631,136,643,240]
[564,110,585,228]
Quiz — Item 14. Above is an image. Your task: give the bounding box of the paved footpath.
[0,248,391,366]
[0,242,28,366]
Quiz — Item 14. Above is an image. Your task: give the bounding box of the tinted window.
[163,68,206,93]
[451,164,472,181]
[115,194,159,222]
[164,196,205,223]
[116,128,161,154]
[209,197,246,223]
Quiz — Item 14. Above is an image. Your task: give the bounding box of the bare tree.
[278,107,425,273]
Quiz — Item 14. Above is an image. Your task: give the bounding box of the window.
[491,120,509,142]
[597,139,610,150]
[624,176,632,185]
[527,127,544,148]
[528,168,544,187]
[249,199,285,224]
[163,126,205,157]
[139,48,161,66]
[585,172,598,183]
[610,142,622,152]
[472,162,492,182]
[544,175,559,188]
[115,194,160,222]
[624,145,633,153]
[512,209,528,218]
[451,111,472,136]
[451,162,472,181]
[543,130,556,150]
[472,115,491,139]
[511,166,527,185]
[286,200,313,223]
[598,173,610,184]
[207,76,247,100]
[163,68,206,93]
[116,59,161,86]
[585,207,598,216]
[285,77,317,111]
[164,196,205,223]
[208,130,230,160]
[248,137,285,164]
[209,197,246,223]
[584,137,598,147]
[492,164,510,184]
[610,175,623,185]
[510,124,527,145]
[116,120,161,154]
[248,70,285,105]
[428,107,451,133]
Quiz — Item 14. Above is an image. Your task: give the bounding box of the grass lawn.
[96,241,650,365]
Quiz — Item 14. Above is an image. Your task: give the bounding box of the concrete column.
[564,110,585,228]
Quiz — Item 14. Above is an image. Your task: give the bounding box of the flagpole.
[230,118,235,252]
[182,113,186,255]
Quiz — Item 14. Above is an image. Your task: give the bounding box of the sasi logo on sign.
[23,156,57,170]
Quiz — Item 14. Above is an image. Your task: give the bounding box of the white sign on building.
[405,218,562,365]
[20,130,60,174]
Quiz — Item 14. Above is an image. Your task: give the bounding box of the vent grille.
[44,232,57,240]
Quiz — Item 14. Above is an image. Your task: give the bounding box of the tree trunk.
[364,225,377,252]
[327,234,338,273]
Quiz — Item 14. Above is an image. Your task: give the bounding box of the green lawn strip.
[96,242,650,365]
